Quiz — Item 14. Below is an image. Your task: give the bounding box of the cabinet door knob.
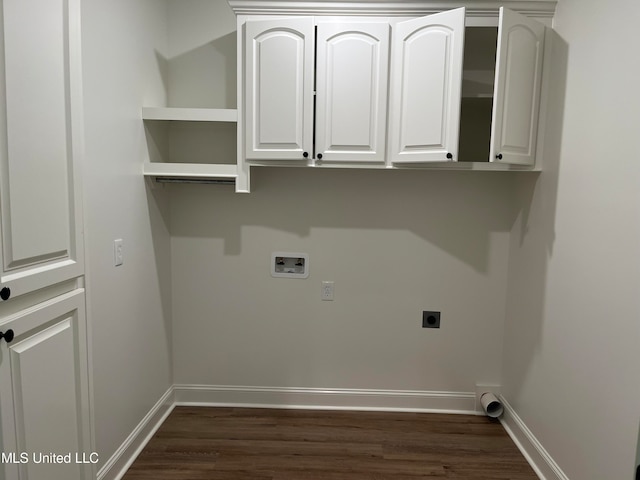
[0,287,10,301]
[303,152,309,158]
[317,153,323,160]
[496,153,503,160]
[446,152,453,159]
[0,329,14,343]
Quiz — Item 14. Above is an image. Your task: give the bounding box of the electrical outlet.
[321,281,334,301]
[422,311,440,328]
[114,239,124,266]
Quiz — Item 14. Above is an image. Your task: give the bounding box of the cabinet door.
[388,8,465,163]
[244,17,314,161]
[315,22,389,163]
[490,7,545,165]
[0,289,92,480]
[0,0,85,300]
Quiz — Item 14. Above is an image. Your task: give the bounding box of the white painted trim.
[97,387,175,480]
[499,396,570,480]
[228,0,557,19]
[174,384,478,414]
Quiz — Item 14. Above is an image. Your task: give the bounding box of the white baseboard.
[173,384,478,414]
[97,386,175,480]
[499,396,570,480]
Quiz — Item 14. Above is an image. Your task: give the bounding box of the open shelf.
[143,162,238,182]
[142,107,237,122]
[458,26,498,162]
[142,107,239,183]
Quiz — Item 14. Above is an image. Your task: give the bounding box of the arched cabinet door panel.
[0,290,92,480]
[490,7,546,166]
[315,21,389,163]
[389,8,466,164]
[244,17,314,160]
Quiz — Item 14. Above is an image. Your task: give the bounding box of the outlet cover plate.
[422,311,440,328]
[321,281,334,301]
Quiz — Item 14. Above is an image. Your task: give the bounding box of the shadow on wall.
[166,167,522,274]
[502,30,568,397]
[157,32,236,108]
[144,180,173,370]
[154,50,169,104]
[152,31,236,108]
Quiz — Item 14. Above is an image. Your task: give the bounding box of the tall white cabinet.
[0,0,92,478]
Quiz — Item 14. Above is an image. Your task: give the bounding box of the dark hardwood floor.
[122,407,538,479]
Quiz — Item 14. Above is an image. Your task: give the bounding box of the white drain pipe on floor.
[480,392,504,418]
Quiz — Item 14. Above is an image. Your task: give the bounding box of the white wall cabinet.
[245,18,389,163]
[391,7,545,166]
[240,7,547,173]
[243,11,465,166]
[0,0,85,300]
[0,289,92,480]
[228,0,556,189]
[458,8,546,165]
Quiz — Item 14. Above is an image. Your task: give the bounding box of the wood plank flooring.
[122,407,537,480]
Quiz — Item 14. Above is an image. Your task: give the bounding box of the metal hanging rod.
[154,177,236,185]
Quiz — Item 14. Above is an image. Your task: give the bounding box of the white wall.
[166,0,518,403]
[502,0,640,478]
[171,167,516,395]
[81,0,173,467]
[167,0,236,108]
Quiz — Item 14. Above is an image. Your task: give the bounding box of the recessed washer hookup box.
[271,252,309,279]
